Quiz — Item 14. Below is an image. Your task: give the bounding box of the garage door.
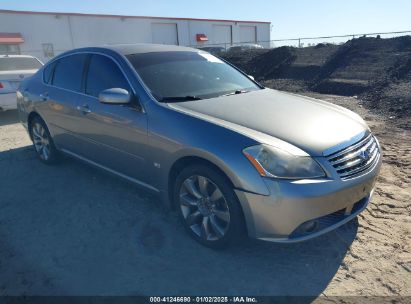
[240,26,257,43]
[152,23,179,45]
[212,25,232,45]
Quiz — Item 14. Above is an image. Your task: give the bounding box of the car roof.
[51,44,203,63]
[106,43,200,55]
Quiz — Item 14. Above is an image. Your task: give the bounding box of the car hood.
[168,88,369,156]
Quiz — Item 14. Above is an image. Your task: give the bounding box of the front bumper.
[235,150,382,242]
[0,92,17,110]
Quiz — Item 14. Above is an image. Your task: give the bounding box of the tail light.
[0,82,3,89]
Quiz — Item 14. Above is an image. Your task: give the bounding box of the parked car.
[17,44,381,248]
[0,55,43,111]
[227,44,264,52]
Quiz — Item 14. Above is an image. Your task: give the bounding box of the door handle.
[39,93,49,101]
[76,104,91,114]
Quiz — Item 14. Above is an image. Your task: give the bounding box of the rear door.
[72,54,149,183]
[40,53,88,150]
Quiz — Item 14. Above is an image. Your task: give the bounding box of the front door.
[72,54,149,185]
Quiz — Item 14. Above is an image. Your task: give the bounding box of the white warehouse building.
[0,9,271,62]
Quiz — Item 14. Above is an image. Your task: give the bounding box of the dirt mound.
[361,55,411,118]
[222,47,297,80]
[220,49,269,73]
[249,46,297,79]
[221,35,411,119]
[316,36,410,80]
[312,36,411,96]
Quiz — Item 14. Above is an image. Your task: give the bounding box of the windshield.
[0,57,42,71]
[126,51,260,100]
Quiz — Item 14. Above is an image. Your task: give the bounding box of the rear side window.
[43,62,55,84]
[52,54,87,92]
[85,54,131,98]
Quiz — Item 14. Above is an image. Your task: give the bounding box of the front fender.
[146,103,271,197]
[167,146,271,196]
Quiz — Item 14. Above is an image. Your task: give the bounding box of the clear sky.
[0,0,410,39]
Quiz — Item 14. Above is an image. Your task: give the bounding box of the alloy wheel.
[179,175,230,241]
[32,122,51,161]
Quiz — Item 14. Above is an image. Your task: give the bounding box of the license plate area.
[10,81,21,90]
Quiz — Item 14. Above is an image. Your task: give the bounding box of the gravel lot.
[0,93,410,297]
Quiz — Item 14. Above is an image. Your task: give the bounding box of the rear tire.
[30,116,60,164]
[173,165,245,249]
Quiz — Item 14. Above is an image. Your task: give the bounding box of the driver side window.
[85,54,131,98]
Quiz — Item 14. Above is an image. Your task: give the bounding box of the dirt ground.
[0,93,410,298]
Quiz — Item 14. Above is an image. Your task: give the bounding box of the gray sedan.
[17,44,381,248]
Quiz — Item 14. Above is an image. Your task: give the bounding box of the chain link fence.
[4,30,410,62]
[190,30,411,53]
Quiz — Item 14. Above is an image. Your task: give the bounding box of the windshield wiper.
[159,95,202,102]
[222,90,249,97]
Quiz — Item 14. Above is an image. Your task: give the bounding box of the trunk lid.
[0,70,38,93]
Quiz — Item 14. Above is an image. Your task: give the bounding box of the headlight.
[243,145,325,179]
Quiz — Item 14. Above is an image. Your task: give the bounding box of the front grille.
[327,134,380,179]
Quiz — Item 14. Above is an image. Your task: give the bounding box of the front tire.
[174,165,245,249]
[30,116,60,164]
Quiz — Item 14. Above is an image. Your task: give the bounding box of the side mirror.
[248,75,255,80]
[99,88,130,104]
